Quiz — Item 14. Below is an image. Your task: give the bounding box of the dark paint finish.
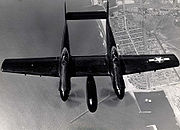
[120,54,180,74]
[106,1,125,99]
[86,76,98,113]
[1,57,59,77]
[111,46,125,99]
[58,3,71,101]
[59,47,71,101]
[66,11,107,20]
[70,55,109,76]
[1,1,179,112]
[2,54,179,77]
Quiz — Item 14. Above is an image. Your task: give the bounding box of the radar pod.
[86,76,98,113]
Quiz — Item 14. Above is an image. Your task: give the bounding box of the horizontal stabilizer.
[66,11,107,20]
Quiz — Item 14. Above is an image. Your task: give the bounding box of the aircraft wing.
[1,57,59,77]
[1,54,179,77]
[70,54,179,76]
[70,55,109,76]
[120,54,179,75]
[1,55,109,77]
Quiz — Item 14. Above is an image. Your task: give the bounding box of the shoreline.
[90,0,180,127]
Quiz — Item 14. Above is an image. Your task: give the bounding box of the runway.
[135,91,179,130]
[0,0,179,130]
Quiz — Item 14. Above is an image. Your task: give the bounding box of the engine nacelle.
[111,46,125,99]
[59,47,71,101]
[86,76,98,113]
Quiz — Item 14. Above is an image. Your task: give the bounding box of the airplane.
[1,1,179,113]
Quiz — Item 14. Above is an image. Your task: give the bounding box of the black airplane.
[1,1,179,113]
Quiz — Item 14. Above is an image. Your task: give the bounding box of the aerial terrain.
[0,0,180,130]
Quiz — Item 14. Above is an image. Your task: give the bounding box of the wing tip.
[172,54,180,67]
[1,59,6,72]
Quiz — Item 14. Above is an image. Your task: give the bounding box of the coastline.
[90,0,180,127]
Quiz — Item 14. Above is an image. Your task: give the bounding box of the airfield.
[0,0,180,130]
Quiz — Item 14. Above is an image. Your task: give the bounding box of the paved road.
[0,0,179,130]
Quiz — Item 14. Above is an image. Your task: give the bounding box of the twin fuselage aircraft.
[1,1,179,113]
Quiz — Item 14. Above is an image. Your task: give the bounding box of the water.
[67,0,106,56]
